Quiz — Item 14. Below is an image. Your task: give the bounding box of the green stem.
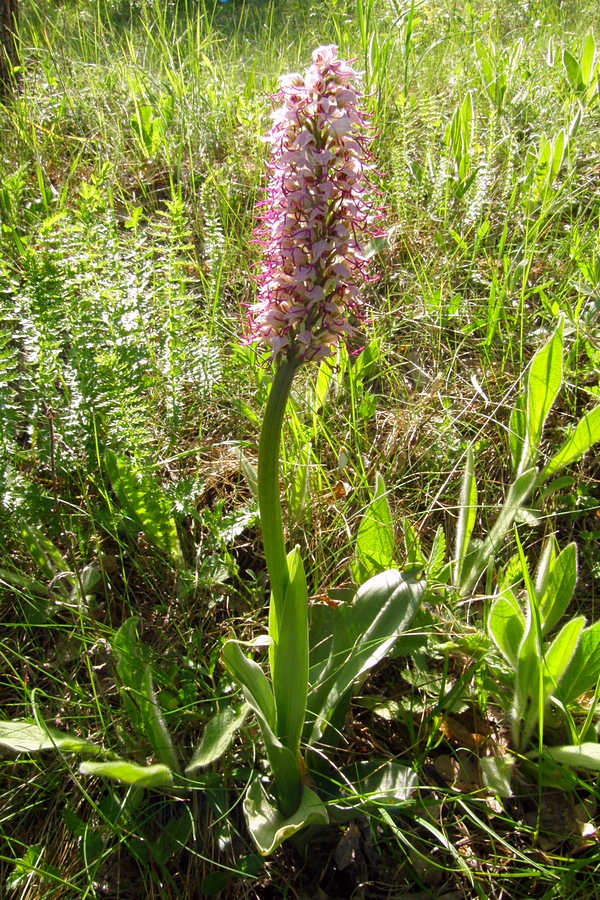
[258,355,301,612]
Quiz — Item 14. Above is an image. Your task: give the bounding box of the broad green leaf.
[355,472,396,582]
[580,30,596,87]
[105,449,184,569]
[272,547,309,755]
[537,405,600,485]
[0,720,102,756]
[563,48,583,92]
[80,760,174,788]
[480,756,515,798]
[139,665,180,775]
[186,703,249,773]
[525,320,563,467]
[223,639,305,817]
[460,468,537,596]
[487,590,525,669]
[243,776,327,856]
[544,616,585,694]
[305,570,424,746]
[337,760,418,808]
[539,542,578,634]
[560,620,600,704]
[454,447,477,585]
[544,743,600,771]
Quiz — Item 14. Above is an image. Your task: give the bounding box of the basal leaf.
[243,776,328,856]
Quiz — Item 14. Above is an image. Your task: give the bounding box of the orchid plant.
[221,45,424,852]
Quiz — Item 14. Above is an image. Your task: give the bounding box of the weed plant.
[1,0,600,897]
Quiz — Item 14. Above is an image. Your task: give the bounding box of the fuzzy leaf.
[0,720,102,756]
[186,704,249,773]
[80,760,174,788]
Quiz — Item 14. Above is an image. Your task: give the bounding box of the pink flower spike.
[248,45,379,363]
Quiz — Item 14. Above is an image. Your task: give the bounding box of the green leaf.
[19,518,69,593]
[544,616,585,693]
[487,590,525,669]
[480,756,515,797]
[305,570,424,747]
[112,616,147,729]
[580,30,596,87]
[80,760,174,788]
[539,542,578,634]
[221,641,276,732]
[222,640,303,817]
[139,665,181,775]
[426,525,446,580]
[454,447,477,585]
[105,450,184,569]
[0,719,102,756]
[338,760,418,808]
[524,320,563,472]
[559,620,600,704]
[460,468,537,596]
[243,776,328,855]
[563,48,584,92]
[355,472,396,582]
[186,704,249,773]
[537,405,600,485]
[509,392,527,474]
[272,547,309,755]
[544,743,600,771]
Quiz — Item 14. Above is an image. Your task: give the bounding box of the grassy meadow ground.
[1,0,600,896]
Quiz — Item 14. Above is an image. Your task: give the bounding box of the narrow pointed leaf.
[140,665,180,775]
[460,468,537,596]
[222,640,276,731]
[306,570,424,745]
[454,447,477,584]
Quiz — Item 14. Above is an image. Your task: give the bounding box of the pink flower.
[248,45,378,362]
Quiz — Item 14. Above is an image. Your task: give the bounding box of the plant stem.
[258,355,301,612]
